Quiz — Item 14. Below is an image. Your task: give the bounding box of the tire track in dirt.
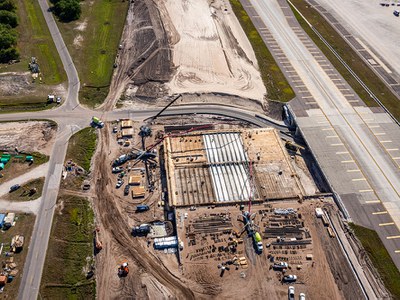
[93,126,195,299]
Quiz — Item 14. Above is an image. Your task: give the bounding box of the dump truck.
[91,116,104,128]
[253,232,263,253]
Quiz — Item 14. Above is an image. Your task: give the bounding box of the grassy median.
[65,127,97,172]
[230,0,295,102]
[41,195,95,299]
[289,0,400,120]
[56,0,129,107]
[349,223,400,298]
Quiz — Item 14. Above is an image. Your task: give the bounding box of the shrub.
[54,0,81,22]
[0,10,18,27]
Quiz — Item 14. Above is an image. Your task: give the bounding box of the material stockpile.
[186,213,232,235]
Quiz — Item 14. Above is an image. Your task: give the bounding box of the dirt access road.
[93,126,198,299]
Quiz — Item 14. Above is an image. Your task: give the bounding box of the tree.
[0,24,16,49]
[54,0,80,22]
[0,0,16,12]
[0,10,18,27]
[0,47,19,63]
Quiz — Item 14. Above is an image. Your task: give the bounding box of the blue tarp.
[0,163,4,170]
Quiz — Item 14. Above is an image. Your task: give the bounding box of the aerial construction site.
[1,0,399,299]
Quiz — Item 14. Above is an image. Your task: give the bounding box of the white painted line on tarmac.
[380,140,392,143]
[326,135,338,138]
[395,250,400,253]
[387,148,399,151]
[356,37,392,74]
[295,85,306,88]
[318,121,329,124]
[372,211,388,215]
[336,151,349,154]
[347,169,360,172]
[352,178,366,181]
[348,100,359,103]
[392,157,400,159]
[359,189,373,192]
[379,222,394,227]
[387,235,400,240]
[305,102,317,105]
[331,143,344,146]
[344,94,355,97]
[322,128,334,131]
[365,200,381,204]
[302,96,313,99]
[374,132,386,136]
[341,160,354,163]
[369,125,380,128]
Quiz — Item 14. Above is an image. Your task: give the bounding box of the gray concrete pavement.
[243,0,400,275]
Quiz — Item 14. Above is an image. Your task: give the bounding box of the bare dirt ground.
[102,0,266,111]
[87,116,376,299]
[0,121,56,156]
[314,0,400,81]
[162,0,266,102]
[92,125,198,299]
[101,0,174,110]
[0,72,66,100]
[169,200,363,299]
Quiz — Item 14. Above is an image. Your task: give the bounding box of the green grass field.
[349,223,400,298]
[5,177,44,201]
[65,127,97,172]
[289,0,400,121]
[40,195,95,299]
[230,0,295,102]
[0,0,65,84]
[56,0,129,107]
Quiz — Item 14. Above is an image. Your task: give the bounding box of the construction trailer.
[131,186,145,198]
[121,120,133,128]
[121,128,134,138]
[153,236,178,250]
[128,175,141,186]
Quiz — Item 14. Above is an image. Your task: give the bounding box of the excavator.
[118,262,129,277]
[282,138,306,153]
